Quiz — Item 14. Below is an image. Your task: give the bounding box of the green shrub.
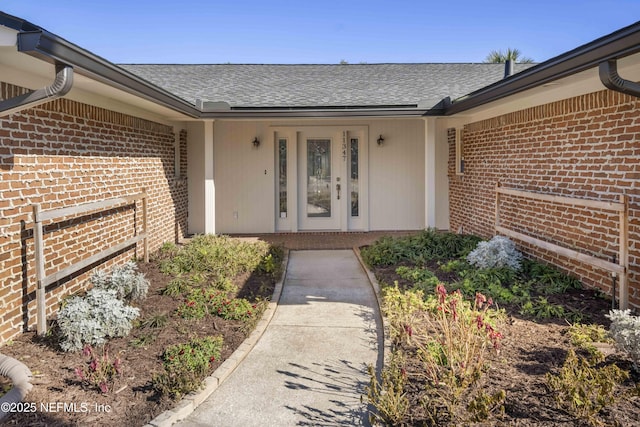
[159,235,269,279]
[568,323,612,360]
[395,265,440,294]
[91,261,149,302]
[520,297,565,319]
[467,390,506,422]
[381,283,427,345]
[361,236,411,267]
[139,312,168,329]
[258,245,284,277]
[546,349,628,426]
[361,229,482,267]
[411,229,482,261]
[57,288,139,352]
[454,267,523,304]
[153,336,223,399]
[524,260,582,294]
[439,259,468,273]
[177,287,258,321]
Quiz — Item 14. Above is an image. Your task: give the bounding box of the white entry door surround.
[273,125,368,232]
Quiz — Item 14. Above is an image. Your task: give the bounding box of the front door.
[298,130,342,230]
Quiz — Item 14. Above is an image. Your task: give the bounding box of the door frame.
[272,125,369,232]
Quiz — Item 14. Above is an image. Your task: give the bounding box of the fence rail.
[495,184,628,309]
[32,190,148,335]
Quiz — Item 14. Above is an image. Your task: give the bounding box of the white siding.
[368,119,425,230]
[213,119,431,233]
[214,122,275,233]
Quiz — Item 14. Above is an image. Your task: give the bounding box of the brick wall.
[0,84,188,342]
[448,89,640,307]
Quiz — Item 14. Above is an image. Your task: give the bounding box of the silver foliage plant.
[91,261,149,301]
[606,309,640,371]
[466,235,523,270]
[57,288,140,352]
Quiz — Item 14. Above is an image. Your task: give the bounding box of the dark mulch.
[0,259,279,427]
[372,264,640,426]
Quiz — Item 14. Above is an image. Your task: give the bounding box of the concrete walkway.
[176,250,381,427]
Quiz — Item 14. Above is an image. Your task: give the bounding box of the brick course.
[0,84,188,342]
[448,89,640,308]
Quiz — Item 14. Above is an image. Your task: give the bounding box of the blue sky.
[2,1,640,64]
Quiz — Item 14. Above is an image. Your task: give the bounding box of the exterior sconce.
[252,137,260,148]
[377,135,385,146]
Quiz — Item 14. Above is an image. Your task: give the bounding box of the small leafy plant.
[74,345,122,393]
[139,312,168,329]
[91,261,149,302]
[519,296,565,319]
[177,287,258,321]
[381,283,427,345]
[568,323,612,359]
[466,235,522,270]
[161,273,206,297]
[525,260,581,294]
[607,309,640,371]
[153,336,223,398]
[57,288,140,352]
[546,348,628,426]
[466,389,506,422]
[365,351,409,426]
[395,265,440,294]
[417,285,504,420]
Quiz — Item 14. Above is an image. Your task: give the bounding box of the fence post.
[142,188,149,263]
[495,182,501,234]
[619,194,629,309]
[32,204,47,335]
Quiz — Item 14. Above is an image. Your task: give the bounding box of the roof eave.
[15,29,201,118]
[445,20,640,115]
[199,108,437,119]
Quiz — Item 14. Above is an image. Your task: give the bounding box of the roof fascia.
[445,20,640,115]
[200,108,437,119]
[15,29,200,118]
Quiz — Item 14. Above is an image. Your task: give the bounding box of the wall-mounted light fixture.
[252,137,260,148]
[377,135,385,146]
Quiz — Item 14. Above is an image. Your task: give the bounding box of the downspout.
[599,59,640,97]
[0,63,73,116]
[0,354,33,422]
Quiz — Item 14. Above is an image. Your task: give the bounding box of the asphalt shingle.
[119,63,534,109]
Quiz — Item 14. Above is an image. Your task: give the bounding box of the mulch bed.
[372,265,640,426]
[0,260,278,427]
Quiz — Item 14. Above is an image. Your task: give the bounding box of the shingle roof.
[119,63,534,109]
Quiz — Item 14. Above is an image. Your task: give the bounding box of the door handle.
[336,183,341,200]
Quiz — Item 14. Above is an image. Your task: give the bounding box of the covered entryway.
[274,126,369,232]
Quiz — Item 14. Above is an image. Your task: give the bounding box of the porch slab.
[233,230,422,250]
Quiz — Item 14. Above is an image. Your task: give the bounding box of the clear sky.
[2,1,640,64]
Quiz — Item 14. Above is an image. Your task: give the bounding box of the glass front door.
[286,127,367,232]
[306,139,332,218]
[298,133,341,230]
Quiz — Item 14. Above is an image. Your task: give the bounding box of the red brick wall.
[448,89,640,308]
[0,84,188,342]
